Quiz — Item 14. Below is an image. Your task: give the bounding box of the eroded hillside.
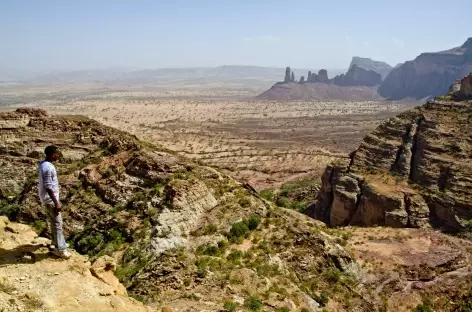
[0,108,471,311]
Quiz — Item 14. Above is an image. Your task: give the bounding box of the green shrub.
[32,220,47,234]
[259,189,274,201]
[218,240,228,251]
[228,221,250,242]
[323,267,341,283]
[275,308,289,312]
[196,244,221,256]
[0,201,20,219]
[223,300,239,312]
[412,298,433,312]
[313,291,329,307]
[77,233,103,254]
[227,250,243,262]
[275,196,290,208]
[203,223,218,235]
[244,296,263,311]
[246,215,260,230]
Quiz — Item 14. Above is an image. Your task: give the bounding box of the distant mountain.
[378,38,472,100]
[0,66,346,85]
[256,81,381,101]
[331,64,382,87]
[256,65,382,101]
[349,57,393,79]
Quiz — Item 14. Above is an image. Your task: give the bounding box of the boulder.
[91,256,127,295]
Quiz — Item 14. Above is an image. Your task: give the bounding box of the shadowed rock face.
[379,38,472,100]
[349,56,393,79]
[331,65,382,87]
[310,75,472,232]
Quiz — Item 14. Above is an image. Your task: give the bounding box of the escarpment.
[311,74,472,232]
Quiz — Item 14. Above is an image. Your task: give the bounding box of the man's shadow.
[0,244,54,267]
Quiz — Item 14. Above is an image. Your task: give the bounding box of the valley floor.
[0,83,413,190]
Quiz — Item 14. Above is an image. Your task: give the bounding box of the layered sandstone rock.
[311,75,472,232]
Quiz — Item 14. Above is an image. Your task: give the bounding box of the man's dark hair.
[44,145,58,157]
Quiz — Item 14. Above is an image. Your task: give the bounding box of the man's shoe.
[49,243,70,250]
[53,249,72,259]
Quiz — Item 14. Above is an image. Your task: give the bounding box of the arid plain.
[0,81,413,190]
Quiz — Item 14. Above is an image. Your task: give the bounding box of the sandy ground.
[0,83,414,189]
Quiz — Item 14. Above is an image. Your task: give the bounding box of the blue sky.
[1,0,471,70]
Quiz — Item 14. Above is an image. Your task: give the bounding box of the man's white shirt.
[38,160,60,205]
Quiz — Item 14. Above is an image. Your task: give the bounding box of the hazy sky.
[1,0,471,71]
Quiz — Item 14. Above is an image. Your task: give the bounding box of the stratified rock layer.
[311,77,472,232]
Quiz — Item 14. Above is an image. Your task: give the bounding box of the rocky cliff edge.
[311,74,472,233]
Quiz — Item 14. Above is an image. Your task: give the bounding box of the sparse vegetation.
[411,297,433,312]
[244,296,263,311]
[223,300,239,312]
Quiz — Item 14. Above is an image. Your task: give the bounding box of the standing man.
[38,145,71,259]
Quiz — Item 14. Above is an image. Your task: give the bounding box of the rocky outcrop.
[349,56,392,79]
[256,82,382,101]
[259,63,383,100]
[379,37,472,100]
[0,217,152,312]
[311,75,472,232]
[284,66,291,83]
[331,64,382,87]
[459,73,472,98]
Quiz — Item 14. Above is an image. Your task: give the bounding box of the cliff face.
[349,56,392,79]
[378,38,472,100]
[331,65,382,87]
[311,74,472,232]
